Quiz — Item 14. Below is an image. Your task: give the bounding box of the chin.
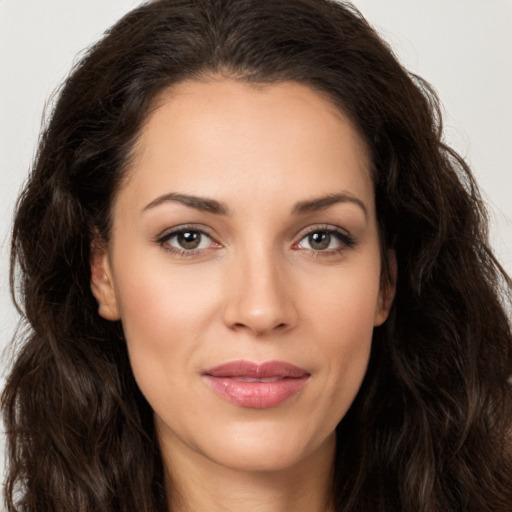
[195,420,336,474]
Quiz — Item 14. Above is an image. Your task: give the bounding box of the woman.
[3,0,512,511]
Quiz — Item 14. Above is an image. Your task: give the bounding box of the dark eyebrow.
[142,193,229,215]
[293,192,368,219]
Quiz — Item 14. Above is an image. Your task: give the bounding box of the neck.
[162,436,336,512]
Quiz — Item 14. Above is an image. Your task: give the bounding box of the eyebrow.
[293,192,368,219]
[142,191,368,219]
[142,193,229,215]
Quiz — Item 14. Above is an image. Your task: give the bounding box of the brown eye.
[307,232,331,250]
[296,228,356,253]
[177,231,202,250]
[161,229,213,251]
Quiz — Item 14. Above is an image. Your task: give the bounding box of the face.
[91,80,394,475]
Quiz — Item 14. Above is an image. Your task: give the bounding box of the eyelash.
[156,225,219,258]
[156,224,357,258]
[293,225,357,257]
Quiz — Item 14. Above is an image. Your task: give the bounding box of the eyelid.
[294,223,353,240]
[156,223,215,240]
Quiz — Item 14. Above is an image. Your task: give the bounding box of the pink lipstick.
[202,360,310,408]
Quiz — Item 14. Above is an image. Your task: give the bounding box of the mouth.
[202,360,311,409]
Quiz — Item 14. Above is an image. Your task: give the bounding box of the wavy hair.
[3,0,512,510]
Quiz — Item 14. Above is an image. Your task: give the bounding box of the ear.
[374,249,397,326]
[90,238,121,321]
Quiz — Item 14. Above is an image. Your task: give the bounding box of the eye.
[158,228,217,252]
[296,228,356,253]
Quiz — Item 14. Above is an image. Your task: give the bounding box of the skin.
[91,79,395,512]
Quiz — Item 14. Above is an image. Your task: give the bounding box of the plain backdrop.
[0,0,511,501]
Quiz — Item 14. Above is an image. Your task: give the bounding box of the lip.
[202,360,310,409]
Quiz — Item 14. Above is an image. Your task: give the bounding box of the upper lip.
[203,360,310,379]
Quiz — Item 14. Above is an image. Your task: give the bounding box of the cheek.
[112,260,223,390]
[303,265,380,412]
[307,258,381,341]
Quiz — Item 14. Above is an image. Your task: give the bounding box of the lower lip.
[203,376,309,408]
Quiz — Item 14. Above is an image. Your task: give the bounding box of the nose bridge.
[223,241,295,335]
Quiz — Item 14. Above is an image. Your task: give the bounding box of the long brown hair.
[3,1,512,511]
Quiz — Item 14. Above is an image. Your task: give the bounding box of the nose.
[222,247,298,336]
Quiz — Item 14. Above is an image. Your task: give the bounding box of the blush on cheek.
[312,275,381,329]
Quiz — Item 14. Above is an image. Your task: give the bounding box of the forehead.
[118,79,374,216]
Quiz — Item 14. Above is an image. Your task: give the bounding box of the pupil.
[178,231,201,249]
[309,232,330,250]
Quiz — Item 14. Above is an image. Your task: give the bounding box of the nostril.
[230,321,288,333]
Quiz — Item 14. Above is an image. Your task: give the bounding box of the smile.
[202,360,310,409]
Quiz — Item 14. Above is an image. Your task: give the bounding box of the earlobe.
[374,249,397,326]
[90,239,120,321]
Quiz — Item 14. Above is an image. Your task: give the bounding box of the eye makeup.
[155,224,221,258]
[154,221,357,260]
[294,224,357,257]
